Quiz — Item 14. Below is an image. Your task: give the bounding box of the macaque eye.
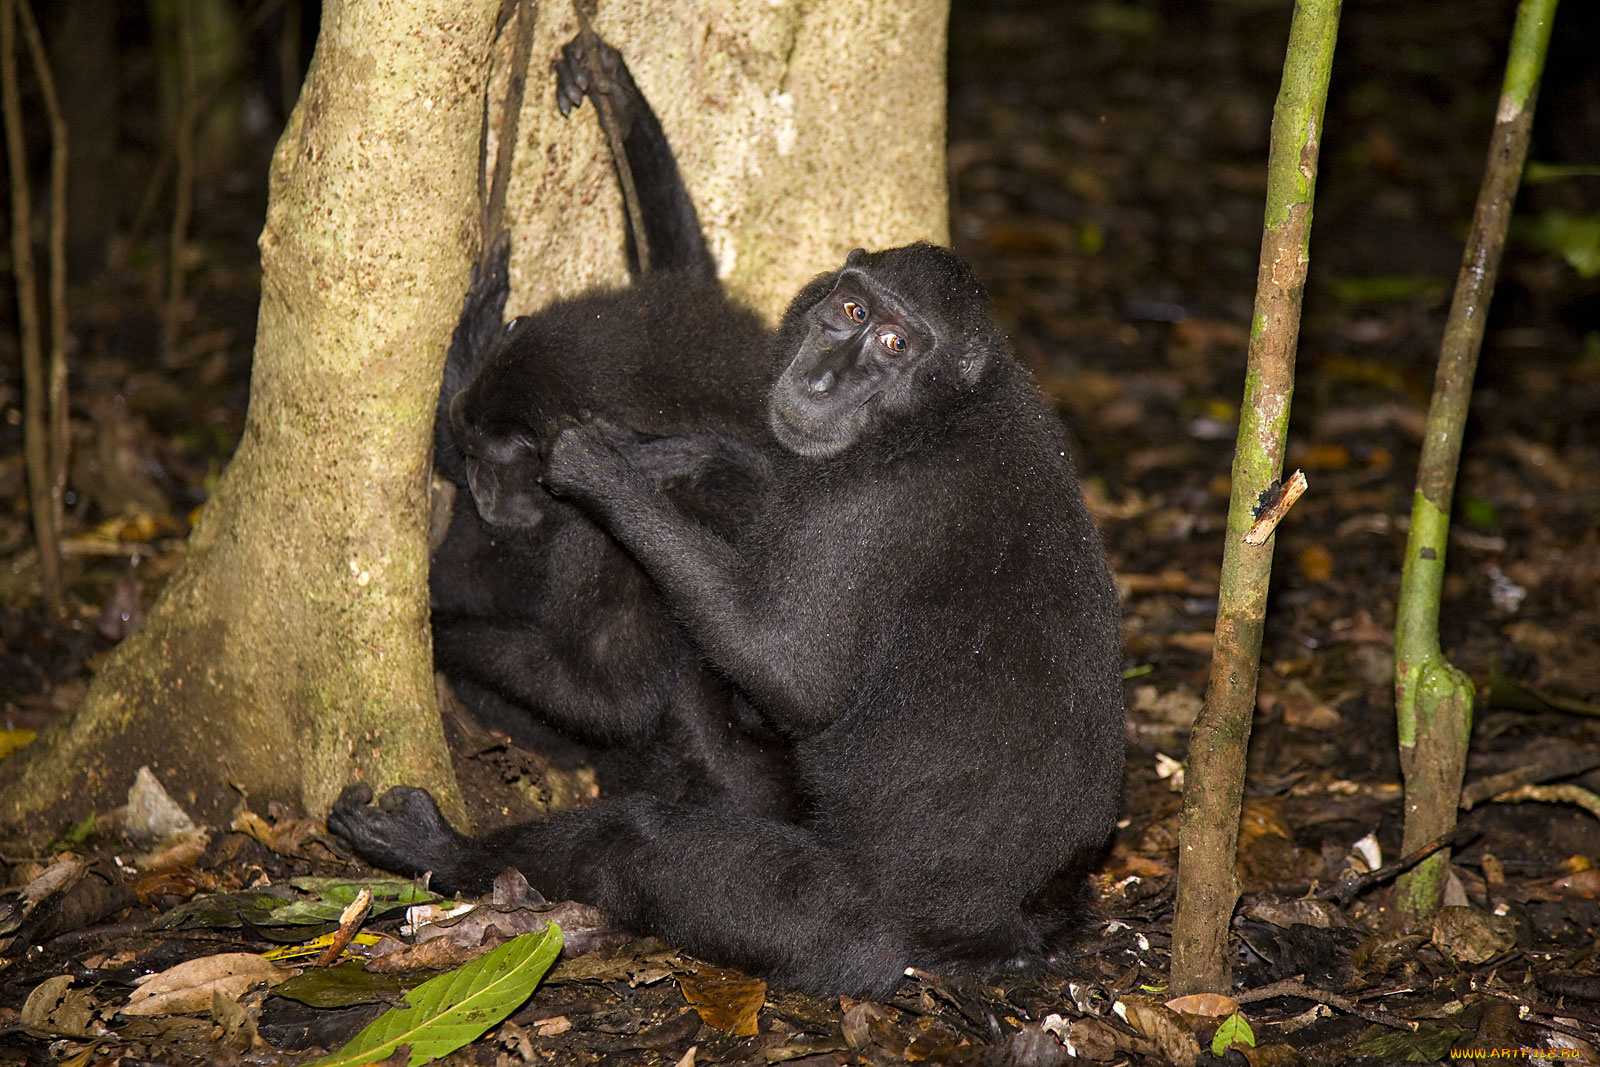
[843,300,867,323]
[878,331,907,353]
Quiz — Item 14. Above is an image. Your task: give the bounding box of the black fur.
[426,34,791,811]
[331,35,1125,999]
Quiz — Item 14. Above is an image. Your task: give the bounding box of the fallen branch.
[1315,819,1478,905]
[1488,783,1600,821]
[1235,975,1417,1032]
[1475,983,1600,1040]
[1460,747,1600,808]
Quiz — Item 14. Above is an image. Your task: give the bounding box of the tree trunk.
[2,0,948,831]
[1392,0,1557,923]
[501,0,949,319]
[2,0,499,828]
[1170,0,1341,995]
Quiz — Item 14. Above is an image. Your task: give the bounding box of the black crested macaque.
[425,35,790,810]
[333,232,1128,993]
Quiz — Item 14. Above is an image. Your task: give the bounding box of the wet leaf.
[1459,495,1498,529]
[677,965,766,1037]
[1296,442,1351,471]
[311,924,562,1067]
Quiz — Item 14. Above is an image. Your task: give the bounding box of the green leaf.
[55,811,97,847]
[310,924,563,1067]
[1524,162,1600,183]
[1211,1012,1255,1056]
[1523,210,1600,278]
[1458,494,1498,529]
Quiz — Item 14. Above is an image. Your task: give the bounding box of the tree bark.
[2,0,500,828]
[500,0,949,320]
[2,0,949,831]
[1392,0,1557,923]
[1170,0,1341,995]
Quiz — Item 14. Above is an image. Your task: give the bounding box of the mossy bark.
[1393,0,1557,923]
[1,0,498,831]
[1170,0,1341,995]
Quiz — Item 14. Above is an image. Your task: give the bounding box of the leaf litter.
[3,0,1600,1064]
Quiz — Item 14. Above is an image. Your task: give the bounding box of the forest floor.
[3,0,1600,1064]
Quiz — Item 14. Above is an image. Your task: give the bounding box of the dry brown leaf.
[1114,996,1201,1067]
[1164,992,1239,1017]
[1293,443,1351,471]
[1296,544,1334,583]
[1237,798,1292,845]
[21,975,107,1039]
[121,953,294,1016]
[840,999,901,1053]
[1430,906,1516,965]
[230,803,320,856]
[1242,1043,1302,1066]
[133,827,211,873]
[677,966,766,1037]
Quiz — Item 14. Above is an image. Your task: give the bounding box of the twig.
[1244,470,1308,546]
[1460,747,1600,809]
[1170,0,1341,995]
[161,0,200,363]
[481,0,535,247]
[1488,783,1600,821]
[572,0,650,275]
[314,885,373,966]
[1315,819,1478,905]
[1475,984,1600,1040]
[1235,975,1417,1032]
[1,0,63,615]
[14,0,69,612]
[1390,0,1556,921]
